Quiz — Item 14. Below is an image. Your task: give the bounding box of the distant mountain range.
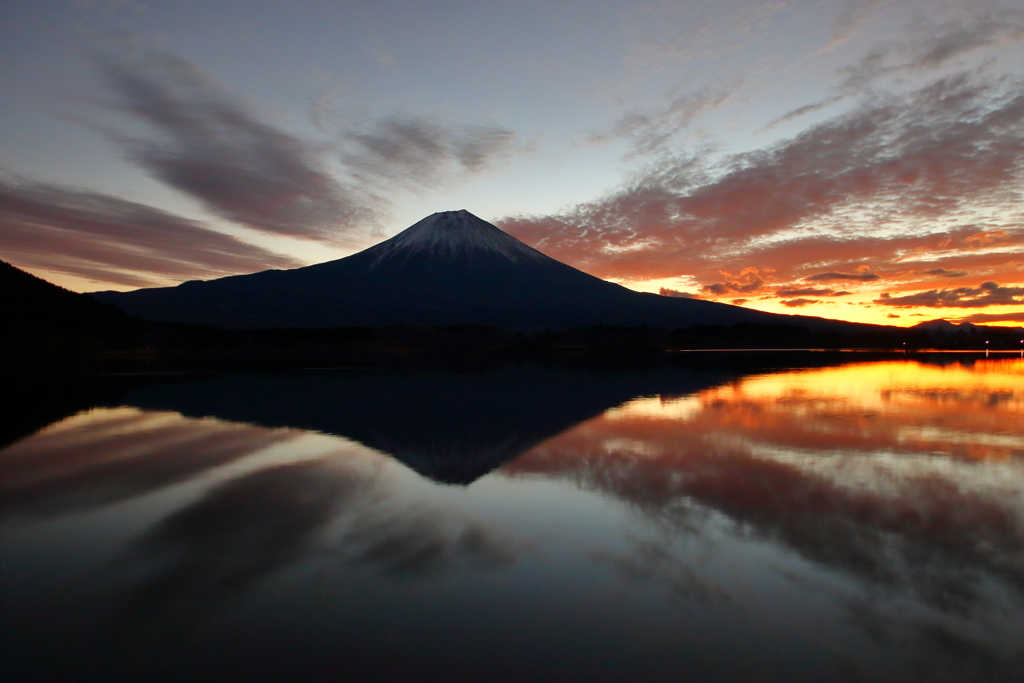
[911,319,979,332]
[90,210,873,332]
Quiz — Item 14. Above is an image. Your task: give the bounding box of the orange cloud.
[659,287,702,299]
[876,282,1024,308]
[775,287,851,297]
[701,267,772,295]
[500,74,1024,325]
[922,268,967,278]
[503,76,1023,284]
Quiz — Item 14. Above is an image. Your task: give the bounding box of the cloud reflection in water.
[0,408,300,520]
[507,359,1024,676]
[123,451,519,631]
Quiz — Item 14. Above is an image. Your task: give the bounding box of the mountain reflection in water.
[1,358,1022,683]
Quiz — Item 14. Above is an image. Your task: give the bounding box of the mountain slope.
[91,210,859,331]
[1,260,135,346]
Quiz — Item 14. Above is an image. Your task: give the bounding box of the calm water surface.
[2,356,1022,682]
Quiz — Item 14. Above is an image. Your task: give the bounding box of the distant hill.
[0,260,135,348]
[912,318,1023,334]
[91,210,881,334]
[912,319,978,332]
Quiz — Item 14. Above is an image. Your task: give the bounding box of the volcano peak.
[368,210,549,265]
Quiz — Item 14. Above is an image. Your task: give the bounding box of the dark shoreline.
[4,319,1022,378]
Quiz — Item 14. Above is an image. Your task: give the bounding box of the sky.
[0,0,1022,327]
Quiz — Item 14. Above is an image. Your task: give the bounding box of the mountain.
[91,210,854,332]
[1,260,135,347]
[110,367,741,485]
[912,319,978,331]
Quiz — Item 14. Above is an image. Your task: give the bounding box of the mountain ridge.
[90,210,885,333]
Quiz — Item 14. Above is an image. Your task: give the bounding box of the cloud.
[96,51,374,243]
[703,279,764,295]
[781,298,819,308]
[118,453,520,630]
[730,298,749,305]
[838,7,1024,92]
[501,73,1024,291]
[620,1,797,76]
[923,268,968,277]
[950,312,1024,324]
[337,115,522,189]
[875,281,1024,308]
[0,408,301,520]
[807,271,881,282]
[762,95,845,129]
[961,230,1018,248]
[887,313,901,318]
[701,267,770,295]
[775,287,850,297]
[659,287,701,299]
[588,84,735,156]
[830,0,889,47]
[0,177,301,288]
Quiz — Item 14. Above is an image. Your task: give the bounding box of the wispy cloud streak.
[807,271,880,282]
[337,115,523,189]
[0,177,300,288]
[838,6,1024,92]
[97,51,374,243]
[587,84,735,157]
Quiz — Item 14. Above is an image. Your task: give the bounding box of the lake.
[2,354,1022,682]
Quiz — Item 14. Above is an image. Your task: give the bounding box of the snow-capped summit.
[368,210,549,265]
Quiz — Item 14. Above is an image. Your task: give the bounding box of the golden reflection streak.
[601,359,1023,462]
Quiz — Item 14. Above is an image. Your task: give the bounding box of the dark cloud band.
[876,282,1024,308]
[0,177,301,288]
[807,271,880,282]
